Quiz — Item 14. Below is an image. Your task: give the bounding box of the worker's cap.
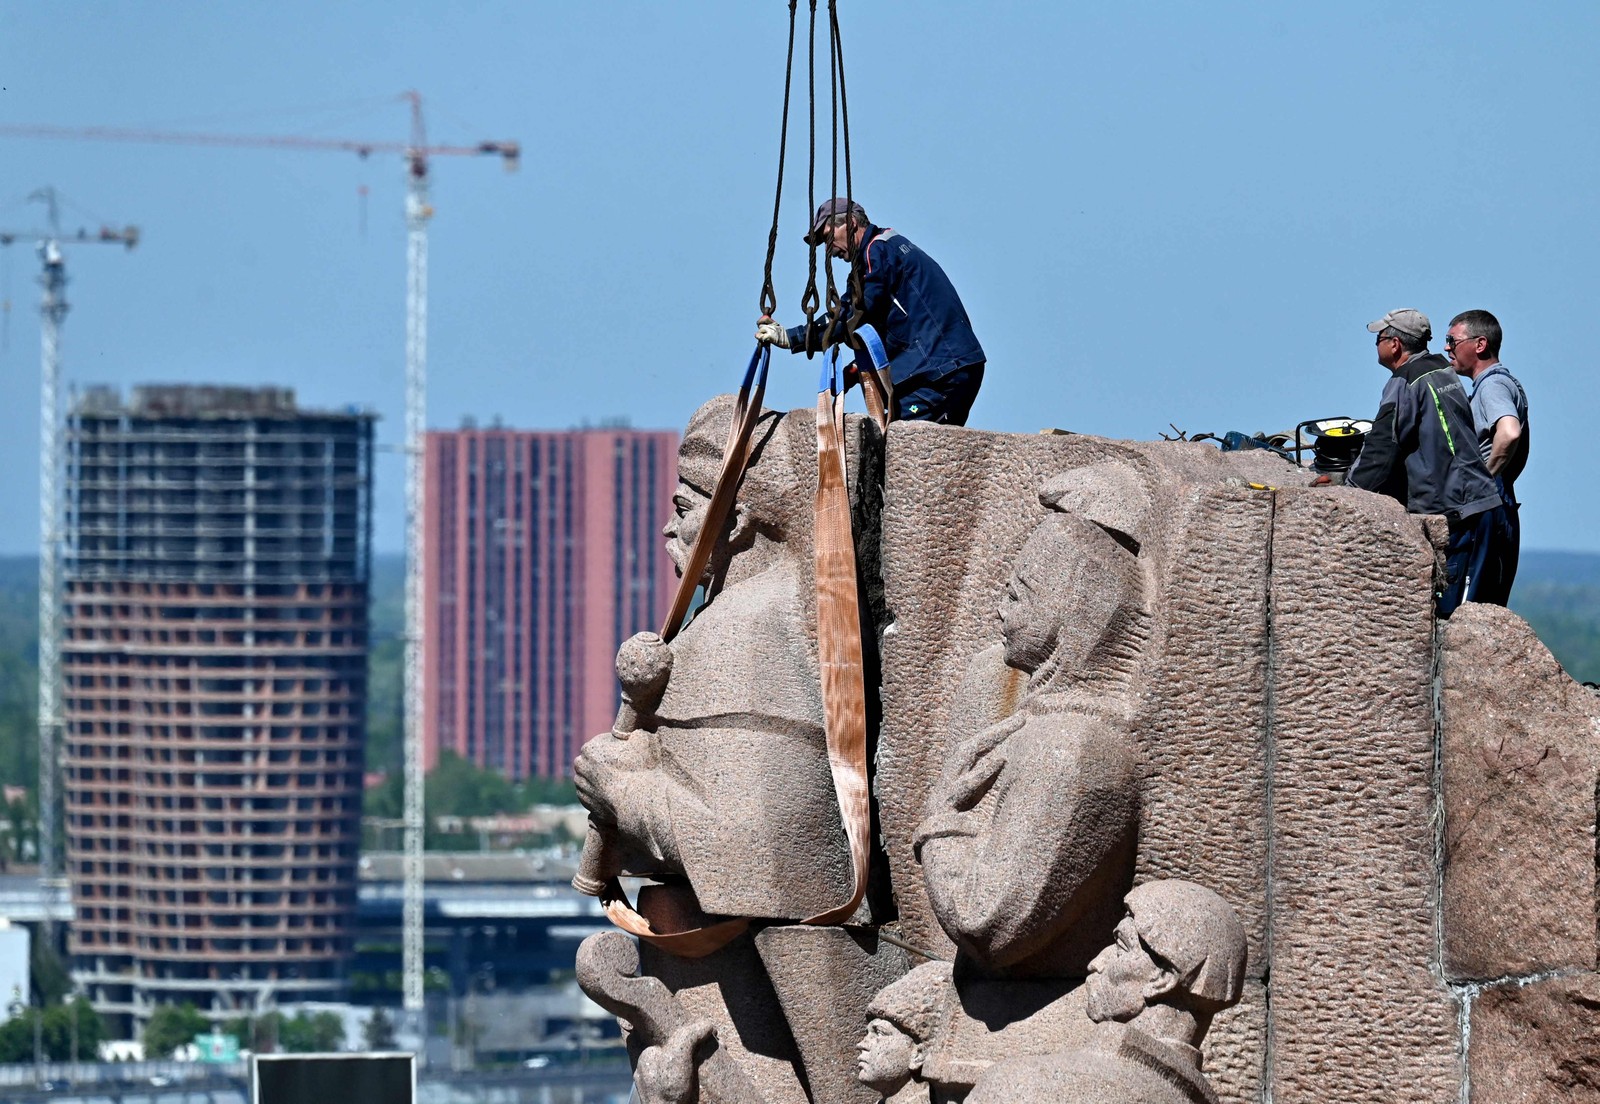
[1366,308,1432,342]
[804,198,867,246]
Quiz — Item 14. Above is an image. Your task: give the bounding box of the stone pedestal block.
[1266,488,1460,1103]
[1442,603,1600,980]
[1470,973,1600,1102]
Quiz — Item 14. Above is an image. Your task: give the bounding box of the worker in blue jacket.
[756,198,986,426]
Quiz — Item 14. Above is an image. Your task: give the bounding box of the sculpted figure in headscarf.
[916,464,1152,977]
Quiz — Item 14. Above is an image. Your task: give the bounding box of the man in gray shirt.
[1447,309,1527,605]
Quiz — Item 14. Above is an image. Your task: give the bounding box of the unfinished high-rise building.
[62,384,374,1035]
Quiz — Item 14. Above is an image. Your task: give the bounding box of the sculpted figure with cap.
[853,961,955,1103]
[965,879,1248,1104]
[573,394,855,919]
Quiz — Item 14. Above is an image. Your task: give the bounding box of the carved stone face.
[1084,916,1164,1024]
[662,480,713,581]
[855,1017,917,1095]
[998,550,1057,672]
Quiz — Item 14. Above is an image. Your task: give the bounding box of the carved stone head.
[997,513,1147,685]
[857,961,954,1095]
[1085,879,1247,1024]
[664,395,812,587]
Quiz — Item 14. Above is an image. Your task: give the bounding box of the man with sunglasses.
[755,198,986,426]
[1341,308,1504,616]
[1447,309,1527,605]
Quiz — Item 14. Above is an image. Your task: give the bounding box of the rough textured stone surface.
[755,926,909,1104]
[1470,972,1600,1102]
[1203,979,1266,1104]
[1442,603,1600,980]
[1131,483,1273,973]
[1266,487,1459,1103]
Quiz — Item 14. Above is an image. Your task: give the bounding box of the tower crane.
[0,187,138,926]
[0,92,519,1014]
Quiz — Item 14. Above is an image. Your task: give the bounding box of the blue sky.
[0,2,1594,553]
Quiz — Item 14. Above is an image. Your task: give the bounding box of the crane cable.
[818,1,891,423]
[758,0,801,320]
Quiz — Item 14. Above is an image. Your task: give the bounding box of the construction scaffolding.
[62,384,375,1037]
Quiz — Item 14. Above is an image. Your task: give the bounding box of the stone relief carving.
[571,405,1600,1103]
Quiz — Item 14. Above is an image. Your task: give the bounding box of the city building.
[62,384,375,1035]
[421,423,677,778]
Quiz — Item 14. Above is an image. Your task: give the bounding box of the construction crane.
[0,187,138,922]
[0,93,519,1014]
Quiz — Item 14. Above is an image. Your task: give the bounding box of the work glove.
[754,318,790,348]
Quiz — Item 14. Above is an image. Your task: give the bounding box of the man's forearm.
[1487,415,1521,476]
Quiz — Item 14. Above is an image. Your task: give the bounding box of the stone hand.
[636,1019,719,1104]
[941,713,1026,812]
[572,731,653,826]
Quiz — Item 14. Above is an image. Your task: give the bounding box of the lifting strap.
[802,338,873,927]
[851,322,892,431]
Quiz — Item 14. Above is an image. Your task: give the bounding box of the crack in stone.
[1261,487,1277,1104]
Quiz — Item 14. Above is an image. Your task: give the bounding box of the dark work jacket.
[1347,352,1502,522]
[784,223,985,387]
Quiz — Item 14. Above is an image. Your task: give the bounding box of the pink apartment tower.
[422,425,678,778]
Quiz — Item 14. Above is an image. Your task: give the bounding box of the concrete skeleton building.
[421,423,677,779]
[62,384,374,1034]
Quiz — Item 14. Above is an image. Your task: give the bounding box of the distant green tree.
[30,938,71,1006]
[55,997,106,1061]
[144,1001,211,1059]
[0,557,40,801]
[0,998,103,1062]
[1512,581,1600,683]
[278,1010,345,1054]
[427,750,517,817]
[0,1007,35,1063]
[225,1011,282,1053]
[518,774,579,807]
[365,636,405,775]
[1,792,36,868]
[362,1006,396,1050]
[365,751,582,846]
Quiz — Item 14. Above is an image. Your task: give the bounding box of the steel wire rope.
[799,0,822,347]
[759,1,801,320]
[819,2,864,362]
[820,0,843,351]
[831,3,866,338]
